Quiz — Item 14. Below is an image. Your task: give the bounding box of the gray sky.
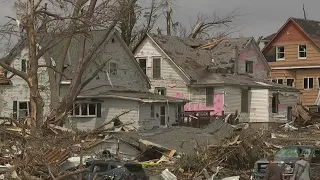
[1,0,320,39]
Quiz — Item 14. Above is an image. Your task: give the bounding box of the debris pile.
[293,104,320,126]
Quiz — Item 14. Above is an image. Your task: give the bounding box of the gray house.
[0,30,186,131]
[134,34,300,128]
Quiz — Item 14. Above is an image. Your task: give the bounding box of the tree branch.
[38,65,69,80]
[0,61,28,82]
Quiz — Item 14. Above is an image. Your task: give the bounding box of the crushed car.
[251,145,320,180]
[82,159,148,180]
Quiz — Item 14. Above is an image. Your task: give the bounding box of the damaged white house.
[0,30,187,131]
[134,34,300,128]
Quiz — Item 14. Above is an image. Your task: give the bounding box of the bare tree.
[174,9,241,39]
[0,0,137,130]
[119,0,166,48]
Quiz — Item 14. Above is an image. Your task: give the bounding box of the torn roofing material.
[111,121,234,154]
[190,73,299,92]
[148,33,252,82]
[78,85,188,103]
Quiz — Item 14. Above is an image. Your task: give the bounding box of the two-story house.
[134,34,300,128]
[262,17,320,112]
[0,30,187,131]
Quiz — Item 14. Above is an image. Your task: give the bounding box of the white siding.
[134,38,188,99]
[85,34,149,92]
[66,98,140,131]
[139,103,178,131]
[249,89,269,122]
[0,48,51,119]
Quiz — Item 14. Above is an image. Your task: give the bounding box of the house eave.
[271,65,320,70]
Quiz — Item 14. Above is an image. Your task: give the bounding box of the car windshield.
[275,146,312,158]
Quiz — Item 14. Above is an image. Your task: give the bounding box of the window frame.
[286,78,295,87]
[317,77,320,89]
[303,77,314,89]
[72,103,98,117]
[276,46,285,60]
[17,101,30,118]
[298,44,307,59]
[245,61,253,74]
[272,79,284,84]
[205,87,214,107]
[21,59,29,73]
[108,62,118,75]
[154,87,166,96]
[152,57,161,79]
[138,58,147,75]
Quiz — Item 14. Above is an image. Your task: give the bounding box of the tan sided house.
[262,17,320,111]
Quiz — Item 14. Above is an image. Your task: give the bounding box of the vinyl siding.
[249,89,269,123]
[0,48,51,119]
[66,98,140,131]
[134,38,189,100]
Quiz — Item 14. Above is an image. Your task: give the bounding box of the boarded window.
[245,61,253,73]
[152,58,161,78]
[108,62,117,75]
[150,105,155,118]
[298,45,307,59]
[272,93,279,113]
[155,87,166,95]
[205,87,214,106]
[286,79,295,87]
[303,78,314,89]
[138,59,147,75]
[276,46,285,60]
[241,89,249,113]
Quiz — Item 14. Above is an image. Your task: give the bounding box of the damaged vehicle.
[251,145,320,180]
[82,159,148,180]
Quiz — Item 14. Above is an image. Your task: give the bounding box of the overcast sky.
[1,0,320,39]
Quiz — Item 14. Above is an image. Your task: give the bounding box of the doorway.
[160,106,166,125]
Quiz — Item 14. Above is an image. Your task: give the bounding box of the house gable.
[238,39,270,79]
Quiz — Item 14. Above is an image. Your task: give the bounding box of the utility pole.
[166,0,172,36]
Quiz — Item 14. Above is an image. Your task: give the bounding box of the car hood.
[256,157,299,164]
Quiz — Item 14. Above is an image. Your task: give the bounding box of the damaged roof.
[78,85,188,103]
[191,73,299,91]
[111,120,234,154]
[148,33,252,81]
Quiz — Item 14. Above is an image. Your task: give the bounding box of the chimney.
[234,46,239,74]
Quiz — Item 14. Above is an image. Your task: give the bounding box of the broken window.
[303,78,314,89]
[152,58,161,78]
[276,46,285,60]
[151,105,155,118]
[155,87,166,96]
[272,93,279,113]
[205,87,214,107]
[272,79,277,83]
[108,62,117,75]
[277,79,284,84]
[73,103,100,117]
[241,89,249,113]
[298,45,307,59]
[286,79,295,87]
[138,59,147,75]
[245,61,253,73]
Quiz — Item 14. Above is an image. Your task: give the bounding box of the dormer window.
[276,46,285,60]
[298,45,307,59]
